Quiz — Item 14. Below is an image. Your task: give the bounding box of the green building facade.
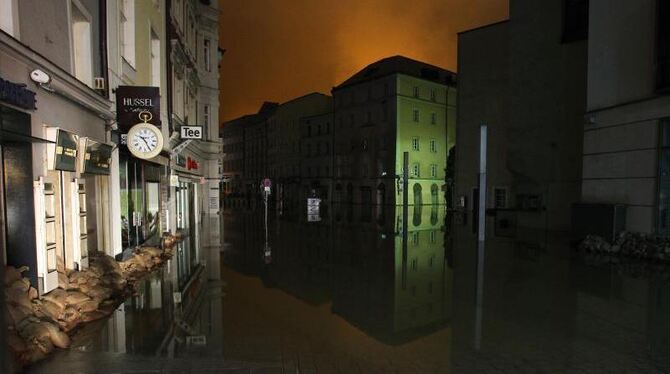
[332,56,456,206]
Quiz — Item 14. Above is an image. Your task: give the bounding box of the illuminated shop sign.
[115,86,160,132]
[0,76,36,110]
[78,138,112,175]
[45,129,78,172]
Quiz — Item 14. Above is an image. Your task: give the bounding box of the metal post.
[475,124,487,350]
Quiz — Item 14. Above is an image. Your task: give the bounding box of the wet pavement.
[26,203,670,373]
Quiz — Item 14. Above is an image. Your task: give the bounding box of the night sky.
[217,0,508,123]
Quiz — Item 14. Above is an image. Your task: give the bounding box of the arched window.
[431,183,439,205]
[413,183,423,226]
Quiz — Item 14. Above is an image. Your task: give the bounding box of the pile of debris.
[578,231,670,261]
[4,233,182,367]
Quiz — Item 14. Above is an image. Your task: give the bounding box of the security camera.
[30,69,51,84]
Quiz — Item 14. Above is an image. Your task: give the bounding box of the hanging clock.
[127,122,163,159]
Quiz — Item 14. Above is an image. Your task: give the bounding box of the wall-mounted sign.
[77,138,112,175]
[187,157,198,171]
[0,76,36,110]
[46,128,78,171]
[180,126,202,139]
[115,86,160,132]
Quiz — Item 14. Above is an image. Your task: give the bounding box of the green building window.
[430,89,436,102]
[430,139,437,152]
[412,137,419,151]
[413,109,420,122]
[431,112,437,125]
[430,164,437,178]
[413,86,419,98]
[412,163,420,177]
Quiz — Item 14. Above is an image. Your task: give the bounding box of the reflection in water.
[223,203,453,344]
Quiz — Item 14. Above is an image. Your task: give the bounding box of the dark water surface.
[29,203,670,373]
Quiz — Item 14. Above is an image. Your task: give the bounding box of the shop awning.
[0,129,54,144]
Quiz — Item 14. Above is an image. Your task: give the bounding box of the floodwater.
[29,202,670,373]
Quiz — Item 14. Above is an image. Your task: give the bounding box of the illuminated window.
[411,137,419,151]
[431,112,437,125]
[430,139,437,152]
[413,109,420,122]
[413,86,419,98]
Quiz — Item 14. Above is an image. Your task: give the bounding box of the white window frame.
[493,187,508,209]
[412,163,420,177]
[430,164,437,178]
[121,0,136,68]
[0,0,20,38]
[411,137,419,151]
[430,139,437,153]
[150,29,161,88]
[69,0,93,87]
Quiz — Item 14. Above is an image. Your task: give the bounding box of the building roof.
[333,55,456,92]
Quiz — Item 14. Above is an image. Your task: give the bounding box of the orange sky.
[217,0,508,123]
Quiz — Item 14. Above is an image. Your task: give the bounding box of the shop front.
[172,153,203,289]
[0,39,114,294]
[115,86,170,260]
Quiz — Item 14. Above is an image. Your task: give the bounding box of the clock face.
[127,124,163,159]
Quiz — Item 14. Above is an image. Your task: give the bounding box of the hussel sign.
[115,86,160,132]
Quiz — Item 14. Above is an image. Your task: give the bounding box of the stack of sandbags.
[4,266,71,365]
[579,232,670,261]
[119,245,176,282]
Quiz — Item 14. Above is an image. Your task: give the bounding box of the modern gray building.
[455,0,588,238]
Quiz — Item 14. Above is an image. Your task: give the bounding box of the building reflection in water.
[222,202,453,344]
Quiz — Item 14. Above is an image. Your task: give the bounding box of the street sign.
[180,126,203,139]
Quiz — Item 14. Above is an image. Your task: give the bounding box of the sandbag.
[65,290,91,305]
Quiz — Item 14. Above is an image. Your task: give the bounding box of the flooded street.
[27,202,670,373]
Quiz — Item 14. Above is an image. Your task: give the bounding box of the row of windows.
[335,83,442,109]
[413,109,438,124]
[336,107,439,127]
[411,138,438,153]
[406,163,440,178]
